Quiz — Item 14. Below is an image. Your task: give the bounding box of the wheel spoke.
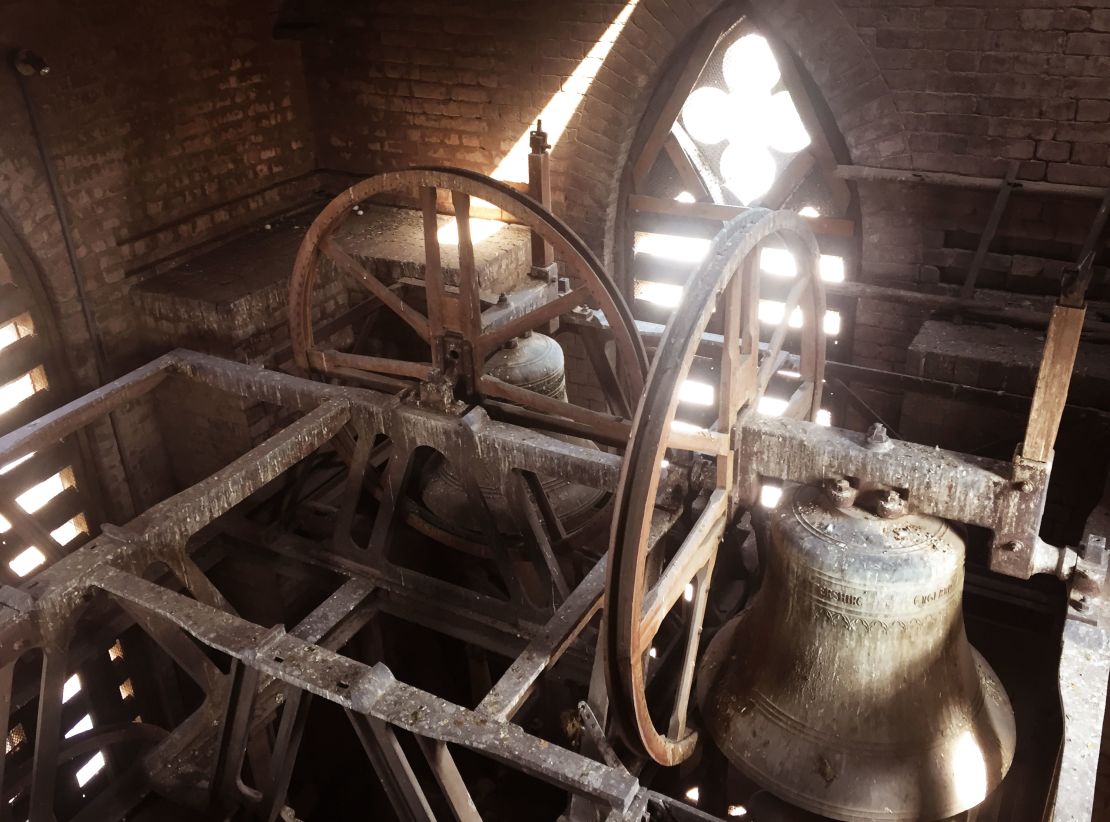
[479,374,630,444]
[450,190,483,342]
[479,286,590,356]
[419,186,449,347]
[757,273,809,394]
[639,489,727,649]
[308,349,435,381]
[321,237,430,341]
[667,553,717,740]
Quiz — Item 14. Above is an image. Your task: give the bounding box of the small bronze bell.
[697,484,1015,821]
[420,332,602,535]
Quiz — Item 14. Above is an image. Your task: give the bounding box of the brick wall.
[3,0,1110,508]
[300,0,1110,374]
[0,0,319,517]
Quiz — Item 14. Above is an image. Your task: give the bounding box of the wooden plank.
[836,164,1110,200]
[628,193,855,238]
[960,164,1019,299]
[307,349,434,382]
[1022,304,1085,463]
[0,335,45,389]
[479,375,630,444]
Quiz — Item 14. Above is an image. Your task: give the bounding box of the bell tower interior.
[1,1,1109,820]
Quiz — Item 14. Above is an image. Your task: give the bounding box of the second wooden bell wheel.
[604,208,827,766]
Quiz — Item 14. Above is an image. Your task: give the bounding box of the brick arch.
[555,0,908,270]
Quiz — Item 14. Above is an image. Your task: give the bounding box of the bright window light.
[648,646,658,658]
[685,785,701,804]
[65,714,93,739]
[798,206,821,218]
[759,247,796,278]
[720,141,776,205]
[635,280,684,308]
[75,751,105,788]
[50,516,85,546]
[493,0,639,181]
[758,396,788,417]
[758,299,803,328]
[16,471,66,513]
[760,484,783,508]
[758,248,845,283]
[634,232,710,263]
[9,547,45,577]
[820,254,845,283]
[436,215,506,246]
[119,678,135,700]
[728,805,749,817]
[0,514,8,534]
[682,86,734,145]
[684,582,694,602]
[723,34,780,94]
[0,315,32,352]
[108,640,124,662]
[816,408,832,426]
[679,379,715,406]
[766,91,811,153]
[823,310,842,336]
[674,191,696,203]
[0,372,37,416]
[62,674,82,703]
[0,452,34,474]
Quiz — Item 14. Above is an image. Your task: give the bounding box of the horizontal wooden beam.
[837,164,1110,200]
[628,193,854,238]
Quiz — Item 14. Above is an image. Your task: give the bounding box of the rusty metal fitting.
[1015,480,1034,493]
[1004,540,1024,553]
[865,423,890,451]
[1069,592,1090,613]
[876,489,906,519]
[824,477,856,509]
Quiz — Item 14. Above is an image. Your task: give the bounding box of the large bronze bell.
[697,484,1016,821]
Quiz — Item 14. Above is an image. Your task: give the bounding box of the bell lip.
[696,614,1017,822]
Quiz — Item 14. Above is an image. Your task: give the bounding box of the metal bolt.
[1016,480,1033,493]
[876,489,906,519]
[865,423,890,449]
[1004,540,1023,552]
[1070,592,1090,612]
[825,477,855,508]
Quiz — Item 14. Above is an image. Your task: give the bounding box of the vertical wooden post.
[1021,304,1085,464]
[527,122,554,270]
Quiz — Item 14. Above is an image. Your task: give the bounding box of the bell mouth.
[696,612,1017,822]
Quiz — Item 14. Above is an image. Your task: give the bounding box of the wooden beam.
[837,164,1110,200]
[1022,304,1085,463]
[627,193,854,237]
[662,135,711,202]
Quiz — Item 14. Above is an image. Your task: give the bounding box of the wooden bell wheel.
[288,166,647,440]
[604,209,826,766]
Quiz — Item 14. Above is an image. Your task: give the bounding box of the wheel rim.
[604,208,825,766]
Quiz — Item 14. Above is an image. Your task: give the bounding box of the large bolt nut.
[865,423,891,451]
[876,489,906,519]
[825,477,856,508]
